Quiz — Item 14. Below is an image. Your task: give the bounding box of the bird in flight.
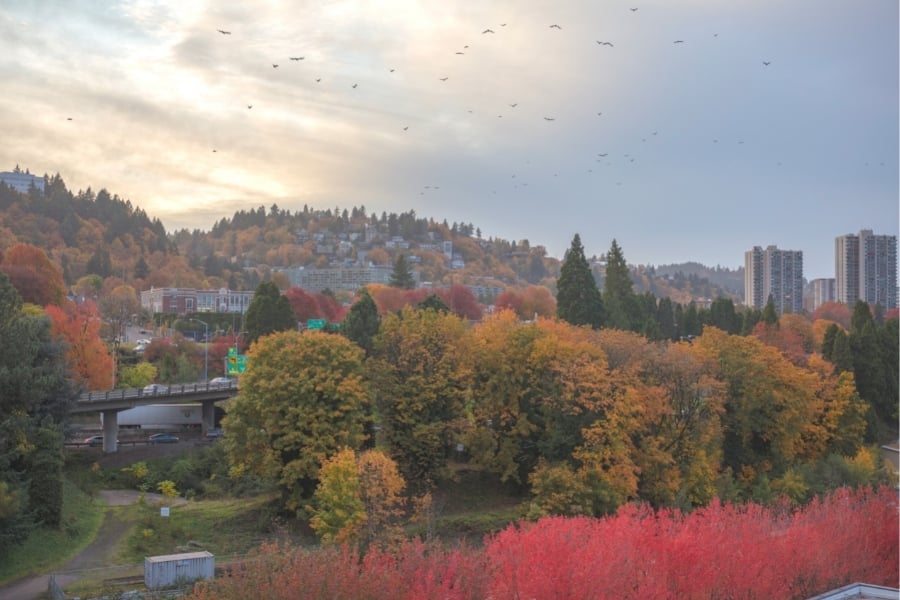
[549,24,562,29]
[272,63,279,68]
[455,51,464,55]
[439,77,448,81]
[352,83,358,88]
[762,61,771,66]
[403,126,409,131]
[66,117,73,121]
[510,103,518,107]
[389,68,395,72]
[598,153,608,157]
[217,29,231,35]
[673,40,684,44]
[597,41,614,47]
[315,78,321,82]
[544,117,555,121]
[482,28,495,34]
[630,7,638,12]
[289,57,304,61]
[247,105,252,109]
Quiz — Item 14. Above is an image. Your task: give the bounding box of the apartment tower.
[835,230,898,310]
[744,245,804,314]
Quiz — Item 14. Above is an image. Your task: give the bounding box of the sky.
[1,1,897,280]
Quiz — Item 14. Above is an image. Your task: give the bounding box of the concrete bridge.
[74,382,239,452]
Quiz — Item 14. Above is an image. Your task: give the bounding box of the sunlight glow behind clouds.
[0,0,896,277]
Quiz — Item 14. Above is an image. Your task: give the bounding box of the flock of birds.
[201,9,788,197]
[60,6,884,204]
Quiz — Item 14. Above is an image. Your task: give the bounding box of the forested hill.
[0,171,740,303]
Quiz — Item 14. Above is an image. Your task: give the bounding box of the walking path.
[0,491,185,600]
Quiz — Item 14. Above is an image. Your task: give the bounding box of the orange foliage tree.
[0,243,66,306]
[45,301,113,391]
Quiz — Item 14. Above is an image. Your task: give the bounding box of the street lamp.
[188,318,209,382]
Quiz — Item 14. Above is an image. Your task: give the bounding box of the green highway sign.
[307,319,327,330]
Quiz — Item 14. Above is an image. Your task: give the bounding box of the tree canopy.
[556,234,603,328]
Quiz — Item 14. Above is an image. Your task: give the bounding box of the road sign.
[307,319,327,330]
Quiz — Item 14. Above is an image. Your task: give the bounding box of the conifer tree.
[343,288,381,355]
[602,239,636,330]
[244,281,296,344]
[389,254,416,289]
[555,234,603,328]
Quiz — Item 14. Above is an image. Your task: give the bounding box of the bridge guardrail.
[78,381,238,404]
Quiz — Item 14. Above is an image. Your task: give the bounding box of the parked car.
[149,433,179,444]
[209,377,232,387]
[142,383,169,394]
[83,435,118,447]
[205,428,224,440]
[136,338,151,345]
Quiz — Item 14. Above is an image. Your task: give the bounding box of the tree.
[0,272,73,546]
[389,254,416,289]
[244,281,296,345]
[417,294,450,313]
[0,243,66,306]
[45,301,113,391]
[602,239,636,331]
[342,288,381,355]
[222,330,370,514]
[369,306,471,489]
[555,234,602,328]
[308,447,406,547]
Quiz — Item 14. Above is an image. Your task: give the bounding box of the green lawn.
[0,479,104,584]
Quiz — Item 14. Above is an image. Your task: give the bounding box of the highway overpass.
[74,382,239,452]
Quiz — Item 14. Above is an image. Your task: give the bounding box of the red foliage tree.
[811,302,852,330]
[0,243,66,306]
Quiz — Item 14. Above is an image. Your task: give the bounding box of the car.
[142,383,169,394]
[209,377,232,387]
[205,428,224,440]
[83,435,118,447]
[136,338,151,345]
[149,433,179,444]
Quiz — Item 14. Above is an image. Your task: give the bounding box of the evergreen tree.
[244,281,296,345]
[602,239,636,330]
[556,234,603,328]
[342,288,381,356]
[762,296,779,326]
[708,297,739,334]
[418,294,450,313]
[389,254,416,289]
[821,323,840,360]
[830,327,854,373]
[656,297,676,340]
[850,300,873,334]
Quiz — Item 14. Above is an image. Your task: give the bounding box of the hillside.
[1,170,740,304]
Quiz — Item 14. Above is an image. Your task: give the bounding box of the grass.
[112,493,281,564]
[0,478,105,584]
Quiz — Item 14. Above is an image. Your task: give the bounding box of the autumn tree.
[0,243,66,306]
[555,234,602,328]
[244,281,296,345]
[309,447,406,547]
[45,301,113,390]
[369,306,472,489]
[222,330,370,514]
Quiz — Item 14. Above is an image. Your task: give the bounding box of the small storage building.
[145,551,214,589]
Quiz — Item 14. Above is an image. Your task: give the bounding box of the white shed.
[144,551,214,589]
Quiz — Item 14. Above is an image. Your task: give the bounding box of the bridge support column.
[201,401,216,434]
[101,410,119,453]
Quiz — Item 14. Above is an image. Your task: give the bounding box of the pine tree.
[389,254,416,289]
[602,239,636,330]
[555,234,603,328]
[244,281,296,344]
[343,288,381,355]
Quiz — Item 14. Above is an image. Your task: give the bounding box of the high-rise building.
[835,230,898,310]
[810,278,836,311]
[744,245,804,314]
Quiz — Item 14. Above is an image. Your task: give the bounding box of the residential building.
[835,230,898,309]
[811,278,836,311]
[0,170,44,193]
[141,287,254,315]
[283,264,418,293]
[744,245,804,314]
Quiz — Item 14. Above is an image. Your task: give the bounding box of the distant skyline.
[1,1,896,280]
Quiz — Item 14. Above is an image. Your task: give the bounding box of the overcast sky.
[1,0,897,279]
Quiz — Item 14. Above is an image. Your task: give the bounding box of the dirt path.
[0,491,184,600]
